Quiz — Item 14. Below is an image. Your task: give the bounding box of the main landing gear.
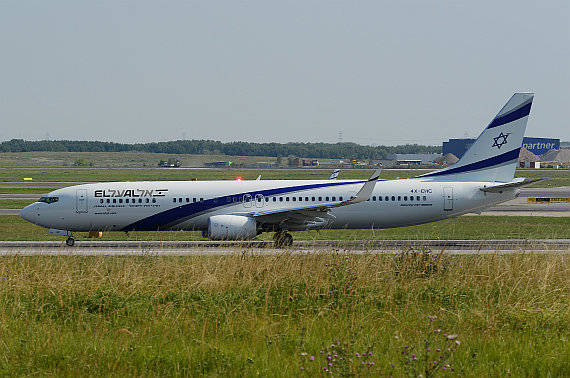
[273,230,293,248]
[66,237,75,247]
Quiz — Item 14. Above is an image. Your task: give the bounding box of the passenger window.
[319,197,322,201]
[379,196,382,201]
[332,196,336,201]
[173,198,176,203]
[193,198,197,203]
[410,196,413,201]
[312,197,316,201]
[391,196,395,201]
[404,196,407,201]
[200,198,204,203]
[292,197,296,202]
[227,197,231,203]
[339,196,343,201]
[286,197,290,202]
[417,196,420,201]
[146,198,149,203]
[423,196,427,201]
[186,198,190,203]
[279,197,283,202]
[265,197,269,202]
[119,199,123,203]
[100,199,103,204]
[273,197,277,202]
[398,196,401,201]
[305,197,309,201]
[138,199,142,203]
[326,196,329,201]
[372,196,376,201]
[152,198,156,203]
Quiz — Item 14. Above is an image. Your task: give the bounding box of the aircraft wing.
[250,169,381,229]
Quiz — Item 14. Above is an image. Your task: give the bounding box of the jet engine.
[207,215,257,240]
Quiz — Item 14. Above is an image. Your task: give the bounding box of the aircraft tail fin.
[421,92,534,182]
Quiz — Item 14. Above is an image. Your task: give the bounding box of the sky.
[1,1,568,146]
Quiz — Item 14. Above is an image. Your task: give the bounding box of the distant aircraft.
[21,93,538,247]
[328,169,340,180]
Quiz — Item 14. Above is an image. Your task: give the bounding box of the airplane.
[20,93,538,247]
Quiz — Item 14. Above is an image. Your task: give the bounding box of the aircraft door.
[255,194,264,208]
[76,189,88,213]
[443,187,453,211]
[242,194,252,208]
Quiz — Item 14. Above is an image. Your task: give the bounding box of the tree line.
[0,139,440,160]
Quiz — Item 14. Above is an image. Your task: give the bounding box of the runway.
[1,239,568,255]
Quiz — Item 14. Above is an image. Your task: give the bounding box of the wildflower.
[370,362,375,366]
[328,363,332,367]
[412,354,417,360]
[404,345,408,349]
[368,352,373,356]
[310,356,315,361]
[436,348,440,352]
[301,352,308,356]
[356,353,361,358]
[455,340,461,345]
[327,356,332,360]
[427,348,431,352]
[300,367,304,371]
[446,334,458,340]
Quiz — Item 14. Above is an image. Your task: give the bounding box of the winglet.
[338,169,381,206]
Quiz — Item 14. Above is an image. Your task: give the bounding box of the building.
[443,137,560,158]
[442,138,475,159]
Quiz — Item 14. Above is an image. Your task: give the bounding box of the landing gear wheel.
[66,237,75,247]
[273,231,293,248]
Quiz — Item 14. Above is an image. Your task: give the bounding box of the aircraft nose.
[20,204,37,223]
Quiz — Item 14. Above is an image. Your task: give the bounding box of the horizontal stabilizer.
[480,178,544,193]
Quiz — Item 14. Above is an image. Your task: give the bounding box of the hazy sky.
[1,1,568,145]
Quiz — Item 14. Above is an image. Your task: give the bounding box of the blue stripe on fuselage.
[420,148,520,178]
[120,180,366,231]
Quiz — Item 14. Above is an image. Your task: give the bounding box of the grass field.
[0,253,568,376]
[1,215,568,242]
[0,167,568,190]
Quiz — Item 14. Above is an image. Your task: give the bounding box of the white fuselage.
[21,178,518,233]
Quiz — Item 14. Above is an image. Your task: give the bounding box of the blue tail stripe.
[421,148,520,178]
[121,180,365,231]
[487,102,532,129]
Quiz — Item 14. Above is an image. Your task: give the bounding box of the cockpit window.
[38,196,59,204]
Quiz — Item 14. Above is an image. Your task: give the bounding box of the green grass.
[0,200,35,209]
[1,215,568,242]
[0,253,568,376]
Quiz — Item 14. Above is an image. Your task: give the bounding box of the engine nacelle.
[207,215,257,240]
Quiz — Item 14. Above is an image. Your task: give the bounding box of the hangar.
[443,137,560,158]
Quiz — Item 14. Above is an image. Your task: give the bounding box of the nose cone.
[20,204,37,223]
